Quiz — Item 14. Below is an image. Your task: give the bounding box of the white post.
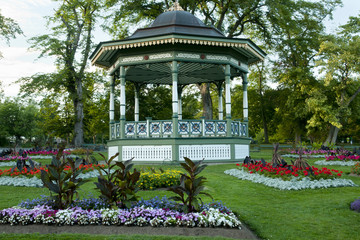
[218,83,223,120]
[134,84,139,122]
[109,75,115,122]
[171,61,179,138]
[178,86,182,120]
[120,66,126,139]
[243,73,248,120]
[225,64,231,137]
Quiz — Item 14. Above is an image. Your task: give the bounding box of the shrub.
[168,157,213,213]
[350,198,360,212]
[70,148,94,156]
[351,162,360,175]
[137,168,182,190]
[40,148,89,209]
[94,153,140,209]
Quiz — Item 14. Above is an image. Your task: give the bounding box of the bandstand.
[90,2,266,163]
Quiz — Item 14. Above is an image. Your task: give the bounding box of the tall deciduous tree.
[103,0,340,122]
[0,9,22,58]
[313,14,360,144]
[19,0,102,147]
[0,99,39,146]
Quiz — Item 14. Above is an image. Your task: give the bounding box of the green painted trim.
[92,34,266,58]
[109,51,248,75]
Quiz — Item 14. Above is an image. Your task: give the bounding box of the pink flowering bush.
[0,156,30,162]
[326,155,360,161]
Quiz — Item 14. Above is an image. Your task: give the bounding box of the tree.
[19,0,102,147]
[312,14,360,144]
[0,98,39,147]
[257,0,340,144]
[0,9,22,58]
[103,0,340,122]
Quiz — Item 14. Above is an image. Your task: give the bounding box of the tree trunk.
[73,77,84,147]
[295,132,301,146]
[331,126,340,144]
[198,83,213,119]
[324,125,336,146]
[258,71,269,143]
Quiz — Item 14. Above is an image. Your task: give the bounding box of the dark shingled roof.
[127,10,225,39]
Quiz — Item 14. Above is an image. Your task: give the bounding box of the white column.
[178,86,182,120]
[225,64,231,137]
[225,65,231,119]
[134,84,139,122]
[120,66,126,139]
[109,74,115,122]
[242,73,248,120]
[218,83,223,120]
[171,61,179,138]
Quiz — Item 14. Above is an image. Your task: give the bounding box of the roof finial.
[165,0,184,12]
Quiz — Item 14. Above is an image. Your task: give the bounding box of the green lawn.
[1,150,360,240]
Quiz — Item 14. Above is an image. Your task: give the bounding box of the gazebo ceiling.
[124,62,240,85]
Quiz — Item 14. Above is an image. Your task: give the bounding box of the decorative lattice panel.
[122,145,172,161]
[150,122,161,135]
[216,121,227,135]
[162,122,173,135]
[235,145,249,159]
[125,123,135,136]
[108,146,119,161]
[178,121,190,135]
[179,145,231,160]
[137,123,147,136]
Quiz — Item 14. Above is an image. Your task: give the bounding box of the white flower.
[224,169,357,190]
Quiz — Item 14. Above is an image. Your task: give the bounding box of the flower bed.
[224,161,355,190]
[314,160,357,166]
[0,164,102,178]
[224,169,356,190]
[325,155,360,161]
[0,196,241,228]
[138,169,182,190]
[282,154,326,158]
[0,156,31,162]
[237,162,342,181]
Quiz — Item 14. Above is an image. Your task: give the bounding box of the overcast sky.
[0,0,359,97]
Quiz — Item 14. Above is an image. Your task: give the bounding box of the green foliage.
[168,157,213,213]
[137,168,182,190]
[0,10,23,58]
[350,162,360,175]
[40,148,89,209]
[0,98,40,146]
[94,153,140,209]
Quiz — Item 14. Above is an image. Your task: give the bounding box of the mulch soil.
[0,224,259,239]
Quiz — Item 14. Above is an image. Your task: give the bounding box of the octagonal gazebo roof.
[90,3,266,85]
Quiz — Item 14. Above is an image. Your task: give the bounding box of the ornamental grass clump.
[168,157,213,213]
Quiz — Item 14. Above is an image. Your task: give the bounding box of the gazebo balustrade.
[110,119,248,140]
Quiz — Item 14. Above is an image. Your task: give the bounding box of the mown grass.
[1,150,360,239]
